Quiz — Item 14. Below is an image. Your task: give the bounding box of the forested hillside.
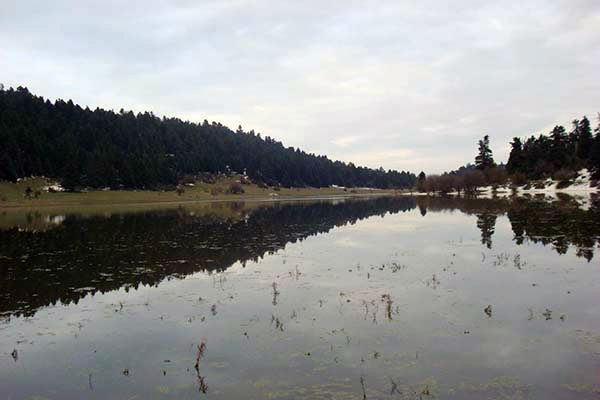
[0,86,416,190]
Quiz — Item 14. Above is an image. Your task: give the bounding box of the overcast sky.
[1,1,599,173]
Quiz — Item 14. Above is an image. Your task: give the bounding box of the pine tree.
[549,125,568,168]
[576,116,592,160]
[506,137,523,173]
[475,135,495,171]
[589,114,600,179]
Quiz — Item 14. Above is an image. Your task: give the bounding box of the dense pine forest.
[506,116,600,179]
[0,86,416,190]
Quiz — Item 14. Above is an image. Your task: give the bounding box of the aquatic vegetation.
[194,341,207,370]
[542,309,552,320]
[193,340,209,394]
[484,305,492,317]
[272,282,280,306]
[360,376,367,399]
[381,294,393,321]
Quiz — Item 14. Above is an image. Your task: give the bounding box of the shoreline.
[0,191,403,212]
[0,175,411,211]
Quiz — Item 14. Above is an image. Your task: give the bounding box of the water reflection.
[0,197,416,317]
[2,195,600,318]
[2,195,600,400]
[416,195,600,261]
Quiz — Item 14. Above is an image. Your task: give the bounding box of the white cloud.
[1,0,599,174]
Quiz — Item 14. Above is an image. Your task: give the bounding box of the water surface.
[1,196,600,399]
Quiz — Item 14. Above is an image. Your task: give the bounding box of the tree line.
[417,135,509,194]
[506,116,600,179]
[0,86,416,190]
[418,114,600,194]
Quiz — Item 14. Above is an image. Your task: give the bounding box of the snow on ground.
[474,169,597,209]
[43,184,65,192]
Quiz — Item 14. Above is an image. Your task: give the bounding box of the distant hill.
[0,86,416,190]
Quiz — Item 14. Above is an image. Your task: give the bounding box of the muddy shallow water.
[1,196,599,399]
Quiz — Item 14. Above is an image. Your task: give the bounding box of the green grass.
[0,175,400,210]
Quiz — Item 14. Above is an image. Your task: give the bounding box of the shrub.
[451,175,466,193]
[463,170,486,194]
[509,172,527,186]
[486,167,508,187]
[180,174,196,185]
[227,182,244,194]
[553,168,577,183]
[437,175,455,193]
[200,173,217,184]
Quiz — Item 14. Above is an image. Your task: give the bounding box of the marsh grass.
[0,175,396,209]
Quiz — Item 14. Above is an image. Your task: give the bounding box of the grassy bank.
[0,175,404,210]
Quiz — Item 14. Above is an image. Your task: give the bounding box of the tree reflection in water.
[1,194,598,319]
[416,194,600,261]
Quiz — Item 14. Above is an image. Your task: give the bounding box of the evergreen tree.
[506,115,599,179]
[506,137,523,174]
[576,116,592,160]
[590,114,600,179]
[549,125,568,168]
[475,135,495,171]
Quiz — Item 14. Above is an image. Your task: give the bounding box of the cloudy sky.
[1,1,599,173]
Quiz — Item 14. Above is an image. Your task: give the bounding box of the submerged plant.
[484,305,492,317]
[272,282,280,306]
[382,294,393,321]
[360,376,367,400]
[543,309,552,320]
[194,340,207,370]
[193,340,208,394]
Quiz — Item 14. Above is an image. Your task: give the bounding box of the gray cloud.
[1,0,599,173]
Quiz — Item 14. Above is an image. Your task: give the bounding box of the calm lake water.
[1,195,600,399]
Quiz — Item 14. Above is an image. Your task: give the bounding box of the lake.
[1,195,600,399]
